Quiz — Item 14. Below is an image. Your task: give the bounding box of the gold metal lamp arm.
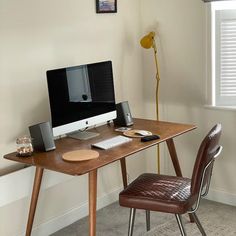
[140,32,160,120]
[152,38,161,174]
[152,38,160,121]
[140,32,161,174]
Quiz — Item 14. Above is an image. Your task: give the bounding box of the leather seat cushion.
[119,173,196,214]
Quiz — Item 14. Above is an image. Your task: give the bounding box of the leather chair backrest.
[191,124,222,197]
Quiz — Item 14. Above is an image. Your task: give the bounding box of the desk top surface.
[4,118,196,175]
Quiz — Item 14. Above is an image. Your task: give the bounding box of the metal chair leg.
[175,214,187,236]
[146,210,151,231]
[128,208,136,236]
[191,212,207,236]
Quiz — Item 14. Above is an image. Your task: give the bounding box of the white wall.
[140,0,236,205]
[0,0,146,235]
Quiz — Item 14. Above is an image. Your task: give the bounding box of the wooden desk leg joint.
[120,158,128,188]
[166,138,182,177]
[26,167,44,236]
[89,169,98,236]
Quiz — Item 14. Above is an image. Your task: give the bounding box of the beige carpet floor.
[52,199,236,236]
[145,199,236,235]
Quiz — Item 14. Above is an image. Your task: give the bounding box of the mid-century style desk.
[4,118,196,236]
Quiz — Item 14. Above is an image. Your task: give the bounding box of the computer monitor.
[46,60,117,139]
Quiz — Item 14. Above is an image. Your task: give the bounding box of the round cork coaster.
[62,150,99,162]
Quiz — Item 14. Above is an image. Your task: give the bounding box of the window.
[211,1,236,107]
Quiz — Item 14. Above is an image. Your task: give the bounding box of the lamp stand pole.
[152,39,161,174]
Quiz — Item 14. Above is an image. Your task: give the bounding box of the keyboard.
[92,135,132,150]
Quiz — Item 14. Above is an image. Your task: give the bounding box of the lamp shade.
[140,32,156,49]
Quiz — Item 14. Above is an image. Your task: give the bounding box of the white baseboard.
[20,186,122,236]
[206,188,236,206]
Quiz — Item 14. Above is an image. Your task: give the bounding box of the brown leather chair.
[119,124,222,236]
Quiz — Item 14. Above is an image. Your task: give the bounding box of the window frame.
[206,1,236,109]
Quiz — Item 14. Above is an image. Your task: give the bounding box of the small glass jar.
[16,136,33,157]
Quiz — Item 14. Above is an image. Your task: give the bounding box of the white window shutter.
[215,9,236,105]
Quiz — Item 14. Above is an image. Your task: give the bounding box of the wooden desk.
[4,118,196,236]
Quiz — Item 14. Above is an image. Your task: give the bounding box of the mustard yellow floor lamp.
[140,31,161,174]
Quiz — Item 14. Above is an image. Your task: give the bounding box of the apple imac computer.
[46,60,117,140]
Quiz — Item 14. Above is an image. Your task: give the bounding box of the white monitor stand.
[68,130,100,140]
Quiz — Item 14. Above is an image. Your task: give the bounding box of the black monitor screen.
[46,61,116,128]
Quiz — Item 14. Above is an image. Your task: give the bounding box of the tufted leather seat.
[120,173,195,214]
[119,124,222,236]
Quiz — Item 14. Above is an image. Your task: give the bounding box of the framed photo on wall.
[96,0,117,13]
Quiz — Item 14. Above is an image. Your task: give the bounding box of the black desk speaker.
[113,101,133,127]
[29,122,56,152]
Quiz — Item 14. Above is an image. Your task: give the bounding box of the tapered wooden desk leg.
[89,169,98,236]
[120,158,128,188]
[26,167,44,236]
[166,139,194,223]
[166,139,182,177]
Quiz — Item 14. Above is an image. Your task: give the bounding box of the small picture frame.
[96,0,117,13]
